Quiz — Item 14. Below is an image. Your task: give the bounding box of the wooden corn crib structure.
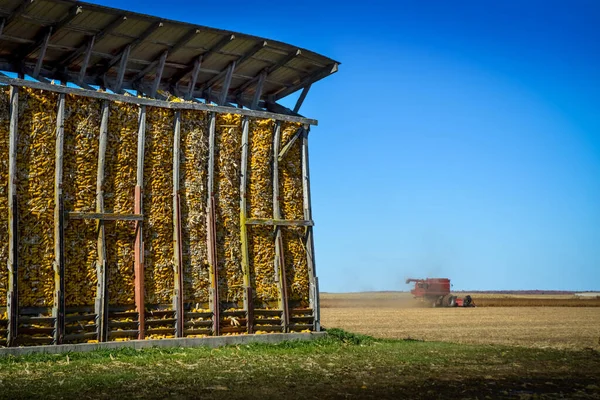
[0,81,320,346]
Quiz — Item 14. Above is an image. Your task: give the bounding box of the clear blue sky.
[93,0,600,291]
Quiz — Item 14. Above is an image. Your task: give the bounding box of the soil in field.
[321,292,600,350]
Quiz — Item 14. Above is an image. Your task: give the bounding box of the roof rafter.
[273,63,338,101]
[169,33,235,87]
[233,48,301,96]
[3,0,34,28]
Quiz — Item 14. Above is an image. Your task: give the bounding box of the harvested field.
[321,292,600,350]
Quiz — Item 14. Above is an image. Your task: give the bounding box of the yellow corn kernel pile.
[143,107,174,304]
[214,114,243,304]
[0,87,9,307]
[279,123,309,304]
[17,88,57,307]
[63,95,101,306]
[180,110,210,304]
[247,119,278,305]
[105,102,138,306]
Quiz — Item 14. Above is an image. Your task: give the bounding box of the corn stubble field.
[321,292,600,350]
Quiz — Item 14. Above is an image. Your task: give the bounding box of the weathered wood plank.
[245,218,314,227]
[250,71,267,110]
[114,45,131,93]
[205,112,220,336]
[272,122,290,332]
[278,126,304,162]
[151,51,168,98]
[185,56,202,100]
[67,212,143,221]
[6,86,19,347]
[32,29,52,78]
[293,84,311,114]
[53,93,66,345]
[172,111,184,337]
[134,105,146,339]
[95,100,110,342]
[301,126,319,331]
[78,36,95,85]
[239,117,253,333]
[0,76,318,126]
[218,61,235,106]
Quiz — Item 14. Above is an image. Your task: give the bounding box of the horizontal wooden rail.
[67,212,144,221]
[245,218,314,227]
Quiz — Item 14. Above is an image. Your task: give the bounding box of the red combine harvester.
[406,278,474,307]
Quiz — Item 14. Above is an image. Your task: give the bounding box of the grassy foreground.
[0,330,599,400]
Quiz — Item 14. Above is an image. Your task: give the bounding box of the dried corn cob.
[16,88,58,307]
[247,119,278,306]
[63,94,101,306]
[144,107,174,304]
[0,87,9,307]
[214,114,243,305]
[105,101,138,306]
[180,110,210,304]
[279,122,309,305]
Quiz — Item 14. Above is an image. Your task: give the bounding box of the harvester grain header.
[405,278,474,307]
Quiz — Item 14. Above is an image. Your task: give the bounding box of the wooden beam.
[203,41,267,91]
[53,93,66,345]
[172,111,184,337]
[0,75,319,125]
[0,18,5,37]
[67,212,143,221]
[239,117,253,333]
[293,84,311,114]
[245,218,314,227]
[250,71,266,110]
[19,5,82,60]
[132,28,199,83]
[205,113,220,335]
[95,21,163,78]
[6,86,19,347]
[32,29,52,78]
[272,122,289,332]
[150,50,168,98]
[56,16,127,69]
[169,34,235,87]
[112,45,131,93]
[134,105,146,340]
[301,127,319,331]
[266,102,301,117]
[274,63,338,101]
[234,49,301,96]
[77,35,95,85]
[95,100,110,342]
[3,0,34,29]
[278,126,304,162]
[185,56,202,100]
[217,61,235,106]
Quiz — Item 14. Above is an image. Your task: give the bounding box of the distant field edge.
[0,332,326,357]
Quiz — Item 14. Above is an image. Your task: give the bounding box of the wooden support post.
[239,117,253,333]
[250,71,267,110]
[301,126,319,331]
[293,84,311,114]
[53,93,66,345]
[6,86,19,347]
[95,100,110,342]
[206,113,220,335]
[186,56,202,101]
[78,36,95,86]
[134,105,146,340]
[218,62,235,106]
[272,121,289,332]
[172,111,184,337]
[33,29,52,79]
[114,45,131,93]
[150,51,168,98]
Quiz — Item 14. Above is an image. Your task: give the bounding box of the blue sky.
[92,0,600,291]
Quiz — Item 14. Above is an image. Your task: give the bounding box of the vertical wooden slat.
[272,121,289,332]
[205,112,220,335]
[239,116,253,333]
[6,86,19,347]
[172,111,184,337]
[301,126,319,331]
[53,93,66,345]
[134,105,146,340]
[95,100,109,342]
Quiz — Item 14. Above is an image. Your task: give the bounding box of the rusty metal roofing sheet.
[0,0,339,113]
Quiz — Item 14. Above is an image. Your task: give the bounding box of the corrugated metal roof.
[0,0,339,114]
